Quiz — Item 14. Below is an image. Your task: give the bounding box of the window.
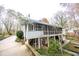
[28,24,33,31]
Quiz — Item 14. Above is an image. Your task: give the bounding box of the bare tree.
[53,11,68,29]
[1,18,13,35]
[16,12,26,24]
[51,11,68,55]
[1,9,17,35]
[60,3,79,30]
[0,6,5,34]
[16,12,28,42]
[0,6,27,35]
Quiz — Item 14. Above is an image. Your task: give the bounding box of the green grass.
[63,42,79,53]
[0,34,10,41]
[0,35,5,41]
[36,39,71,56]
[36,46,71,56]
[67,36,76,40]
[63,51,73,56]
[36,48,48,56]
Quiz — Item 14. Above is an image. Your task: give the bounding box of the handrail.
[43,31,62,35]
[26,44,40,56]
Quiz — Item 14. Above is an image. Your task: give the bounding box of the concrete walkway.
[0,35,32,56]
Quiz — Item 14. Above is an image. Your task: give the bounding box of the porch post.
[25,24,29,44]
[33,24,35,31]
[26,39,29,44]
[40,38,43,47]
[47,37,49,47]
[54,36,56,41]
[35,39,37,48]
[27,24,29,32]
[38,38,41,49]
[24,24,26,42]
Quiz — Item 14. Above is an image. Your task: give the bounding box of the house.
[21,19,63,49]
[66,28,79,37]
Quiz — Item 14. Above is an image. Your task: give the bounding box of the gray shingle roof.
[26,19,62,28]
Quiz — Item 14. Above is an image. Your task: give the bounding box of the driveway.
[0,35,32,56]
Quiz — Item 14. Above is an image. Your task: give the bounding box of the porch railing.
[43,31,62,35]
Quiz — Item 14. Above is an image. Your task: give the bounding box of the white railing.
[24,31,62,39]
[24,31,43,39]
[43,31,62,35]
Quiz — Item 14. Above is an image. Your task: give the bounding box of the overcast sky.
[0,0,79,20]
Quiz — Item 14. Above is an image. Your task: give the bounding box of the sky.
[0,0,79,20]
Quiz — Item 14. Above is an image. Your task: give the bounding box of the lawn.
[0,34,10,41]
[63,42,79,53]
[66,36,76,41]
[36,39,72,56]
[66,35,79,43]
[36,47,71,56]
[0,35,5,41]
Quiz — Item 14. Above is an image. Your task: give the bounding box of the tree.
[53,11,68,29]
[0,6,5,34]
[16,12,28,42]
[0,6,5,15]
[51,11,68,55]
[1,9,17,35]
[48,39,61,56]
[0,5,27,36]
[16,12,27,25]
[60,3,79,30]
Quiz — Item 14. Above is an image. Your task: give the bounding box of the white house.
[21,19,63,49]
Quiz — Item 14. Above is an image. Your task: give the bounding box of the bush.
[16,31,24,39]
[36,39,63,56]
[48,39,61,56]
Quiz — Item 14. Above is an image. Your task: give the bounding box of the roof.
[25,19,62,29]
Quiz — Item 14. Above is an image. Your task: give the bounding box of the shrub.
[48,39,61,56]
[16,30,24,39]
